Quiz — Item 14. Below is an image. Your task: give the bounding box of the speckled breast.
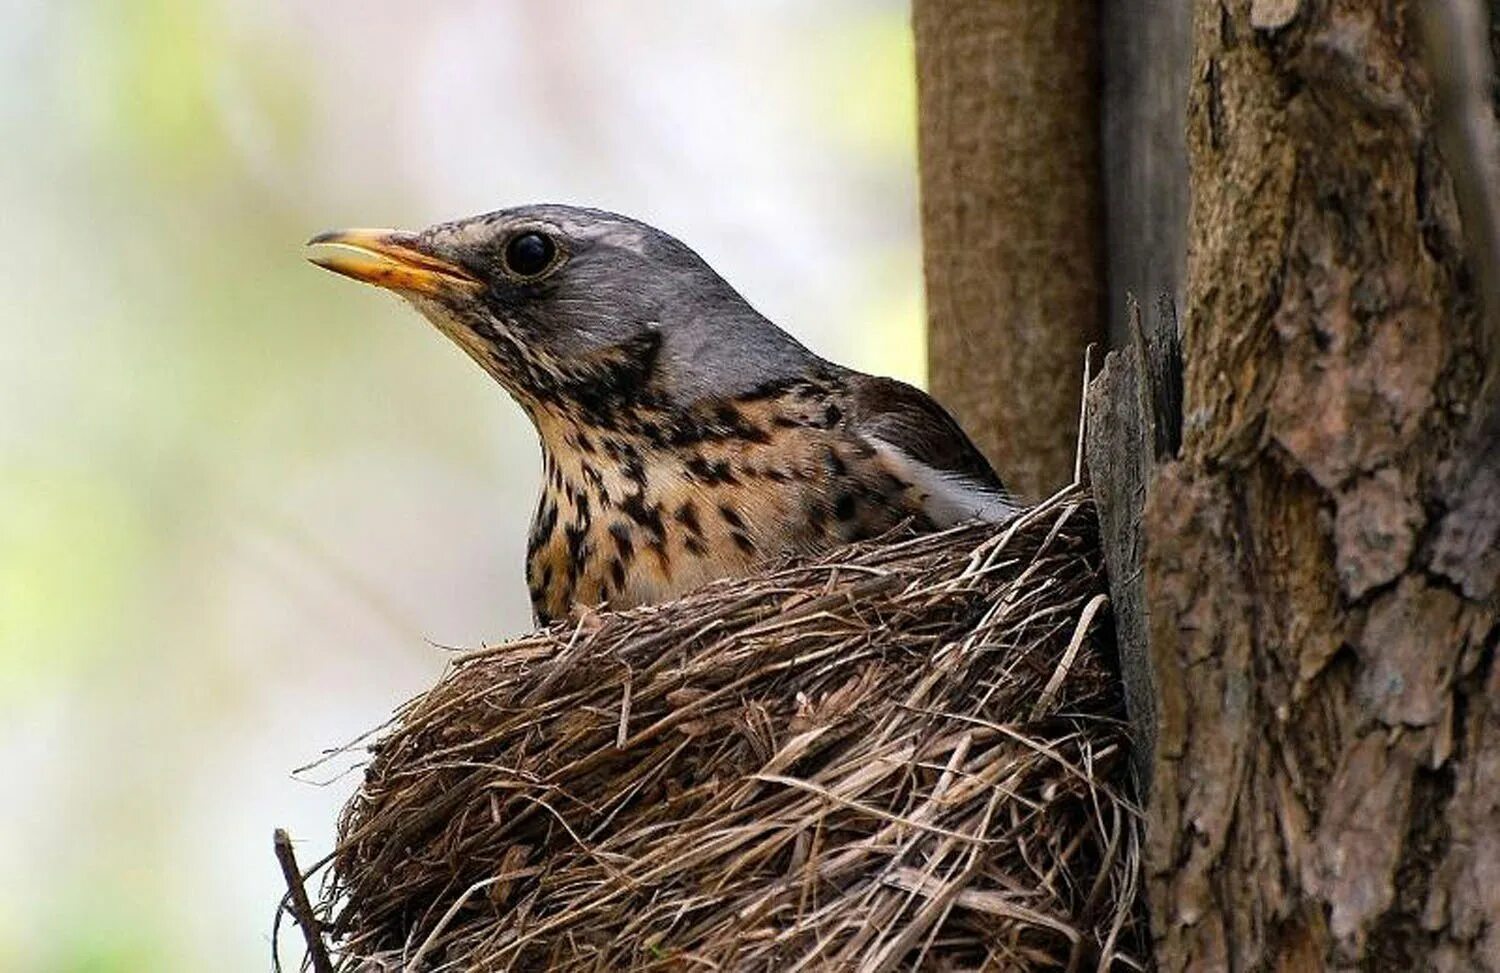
[523,385,927,624]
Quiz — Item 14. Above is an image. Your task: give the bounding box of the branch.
[275,828,335,973]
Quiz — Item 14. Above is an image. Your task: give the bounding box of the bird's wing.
[847,375,1020,526]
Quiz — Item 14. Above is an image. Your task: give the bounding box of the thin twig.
[402,876,503,973]
[1074,342,1096,487]
[274,828,335,973]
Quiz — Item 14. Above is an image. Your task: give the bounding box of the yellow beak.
[306,229,482,296]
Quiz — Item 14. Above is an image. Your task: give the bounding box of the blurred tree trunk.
[1144,2,1500,969]
[912,0,1103,498]
[1100,2,1191,350]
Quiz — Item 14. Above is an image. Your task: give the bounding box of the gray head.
[308,205,819,415]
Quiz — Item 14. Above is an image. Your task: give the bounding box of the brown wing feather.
[846,375,1006,494]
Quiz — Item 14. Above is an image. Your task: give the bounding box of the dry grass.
[304,487,1143,971]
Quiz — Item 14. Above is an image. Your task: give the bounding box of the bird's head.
[308,205,815,420]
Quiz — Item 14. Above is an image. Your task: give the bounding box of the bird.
[308,205,1017,624]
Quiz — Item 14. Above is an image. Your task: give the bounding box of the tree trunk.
[1144,2,1500,969]
[913,0,1104,498]
[1092,0,1194,789]
[1100,1,1192,350]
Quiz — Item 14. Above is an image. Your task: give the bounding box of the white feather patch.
[870,438,1021,527]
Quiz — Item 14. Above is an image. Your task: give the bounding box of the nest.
[308,488,1143,971]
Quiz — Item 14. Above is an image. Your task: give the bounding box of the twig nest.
[320,489,1143,971]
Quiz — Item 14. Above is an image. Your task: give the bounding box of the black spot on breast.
[610,557,626,590]
[675,501,702,536]
[685,456,738,486]
[684,534,708,556]
[529,501,558,556]
[718,504,746,531]
[833,493,857,521]
[730,531,755,555]
[609,522,635,561]
[650,537,672,578]
[714,403,771,445]
[765,468,790,483]
[582,466,612,506]
[565,521,590,583]
[634,419,664,445]
[620,491,665,537]
[664,416,705,447]
[540,564,553,591]
[821,403,843,428]
[824,448,847,477]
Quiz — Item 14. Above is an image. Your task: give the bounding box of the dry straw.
[294,487,1143,971]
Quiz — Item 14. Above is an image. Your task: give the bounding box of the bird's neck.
[512,328,664,418]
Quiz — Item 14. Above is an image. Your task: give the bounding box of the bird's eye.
[503,232,557,278]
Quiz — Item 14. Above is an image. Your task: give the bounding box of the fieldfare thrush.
[309,205,1016,624]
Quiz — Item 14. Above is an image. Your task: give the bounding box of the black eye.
[503,232,556,277]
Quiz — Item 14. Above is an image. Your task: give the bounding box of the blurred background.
[0,1,922,970]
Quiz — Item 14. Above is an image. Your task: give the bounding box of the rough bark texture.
[1086,296,1185,792]
[1145,2,1500,969]
[914,0,1104,499]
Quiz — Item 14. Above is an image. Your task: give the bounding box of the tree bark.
[1144,2,1500,969]
[913,0,1104,498]
[1086,295,1184,792]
